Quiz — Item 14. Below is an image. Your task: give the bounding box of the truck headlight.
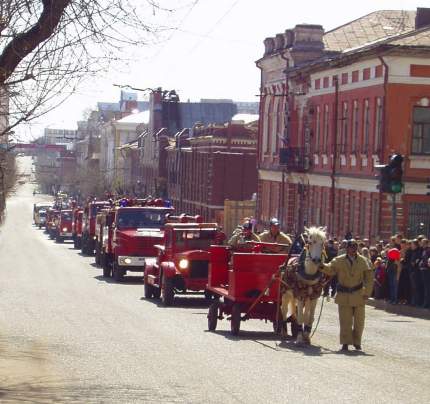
[179,259,189,270]
[124,258,132,265]
[62,227,67,232]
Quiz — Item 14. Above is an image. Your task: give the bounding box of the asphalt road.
[1,157,430,403]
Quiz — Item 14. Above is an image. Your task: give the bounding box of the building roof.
[231,113,259,124]
[117,110,150,124]
[324,10,416,52]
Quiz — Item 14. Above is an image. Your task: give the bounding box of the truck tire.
[208,301,219,331]
[161,275,174,306]
[102,257,111,278]
[112,263,124,282]
[230,303,241,336]
[144,281,154,299]
[55,235,63,243]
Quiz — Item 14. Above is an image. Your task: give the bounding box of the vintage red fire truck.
[100,198,174,282]
[72,207,84,249]
[46,208,60,239]
[143,215,220,306]
[81,199,111,255]
[54,209,73,243]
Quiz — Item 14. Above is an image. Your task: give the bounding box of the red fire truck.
[99,198,174,282]
[81,200,111,255]
[72,208,83,249]
[143,215,220,306]
[55,209,73,243]
[46,208,60,239]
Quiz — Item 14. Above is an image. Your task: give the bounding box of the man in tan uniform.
[259,218,292,253]
[319,239,374,351]
[228,221,260,248]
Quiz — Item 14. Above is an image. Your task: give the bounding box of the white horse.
[280,226,328,345]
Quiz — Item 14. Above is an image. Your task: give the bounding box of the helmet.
[269,217,280,226]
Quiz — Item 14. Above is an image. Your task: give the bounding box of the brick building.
[140,89,239,197]
[166,119,258,221]
[257,8,430,240]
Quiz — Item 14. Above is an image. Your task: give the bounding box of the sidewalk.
[367,298,430,320]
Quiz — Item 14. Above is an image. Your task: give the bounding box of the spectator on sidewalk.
[398,240,412,304]
[386,248,401,304]
[373,257,386,300]
[410,239,423,307]
[419,239,430,309]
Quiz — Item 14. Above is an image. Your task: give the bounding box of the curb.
[366,298,430,320]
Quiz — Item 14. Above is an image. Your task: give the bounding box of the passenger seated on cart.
[259,218,292,253]
[227,221,260,249]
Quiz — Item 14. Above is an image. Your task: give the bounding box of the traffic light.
[388,154,403,193]
[376,154,404,193]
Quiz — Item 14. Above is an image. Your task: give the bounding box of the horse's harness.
[281,246,329,301]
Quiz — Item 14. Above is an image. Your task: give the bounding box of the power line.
[185,0,241,56]
[151,0,201,60]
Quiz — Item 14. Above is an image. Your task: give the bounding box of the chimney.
[415,7,430,30]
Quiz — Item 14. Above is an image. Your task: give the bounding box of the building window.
[315,106,320,152]
[341,73,348,85]
[412,107,430,155]
[374,97,383,153]
[323,104,329,153]
[351,100,359,153]
[323,77,329,88]
[363,99,370,153]
[315,79,321,89]
[352,70,359,82]
[341,101,348,153]
[271,95,280,154]
[371,197,379,238]
[363,68,371,80]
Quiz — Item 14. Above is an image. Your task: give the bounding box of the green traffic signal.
[390,181,402,193]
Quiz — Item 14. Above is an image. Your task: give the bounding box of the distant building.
[166,119,258,221]
[140,89,240,197]
[257,7,430,240]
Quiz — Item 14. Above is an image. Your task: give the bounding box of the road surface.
[1,157,429,403]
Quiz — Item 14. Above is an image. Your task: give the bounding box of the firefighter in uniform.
[259,218,292,253]
[228,221,260,248]
[319,239,374,351]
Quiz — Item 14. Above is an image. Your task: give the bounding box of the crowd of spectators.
[322,234,430,309]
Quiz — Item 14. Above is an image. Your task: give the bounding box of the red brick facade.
[257,12,430,240]
[166,122,257,221]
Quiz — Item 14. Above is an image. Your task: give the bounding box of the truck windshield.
[91,204,107,217]
[39,210,46,217]
[61,212,72,221]
[174,229,216,250]
[116,209,170,229]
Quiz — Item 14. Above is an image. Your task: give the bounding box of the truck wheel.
[102,258,111,278]
[230,303,241,336]
[55,235,63,243]
[153,287,161,299]
[208,301,219,331]
[95,247,100,266]
[161,275,174,306]
[112,263,124,282]
[144,281,154,299]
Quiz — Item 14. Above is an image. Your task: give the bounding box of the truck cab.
[72,208,83,249]
[103,198,174,282]
[47,208,60,239]
[55,209,73,243]
[33,202,52,228]
[81,200,111,255]
[144,215,219,306]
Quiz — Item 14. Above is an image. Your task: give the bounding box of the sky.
[18,0,430,140]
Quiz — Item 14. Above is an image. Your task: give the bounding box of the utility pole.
[391,193,397,235]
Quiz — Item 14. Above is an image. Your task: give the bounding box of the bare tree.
[0,0,179,138]
[0,0,187,220]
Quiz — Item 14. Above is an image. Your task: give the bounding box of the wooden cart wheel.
[230,303,241,336]
[208,301,219,331]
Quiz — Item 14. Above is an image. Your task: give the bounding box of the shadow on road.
[140,295,211,309]
[94,275,144,285]
[0,380,177,403]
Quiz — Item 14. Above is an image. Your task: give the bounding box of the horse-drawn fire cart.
[206,243,294,336]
